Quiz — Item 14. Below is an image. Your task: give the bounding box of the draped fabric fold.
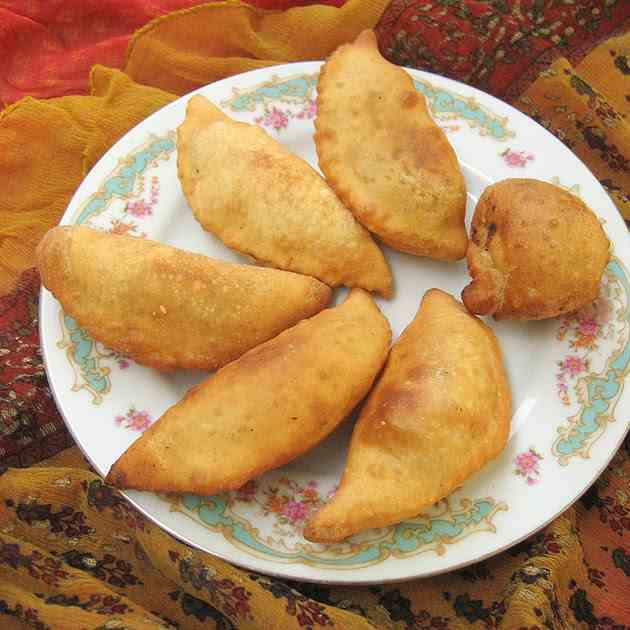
[517,34,630,220]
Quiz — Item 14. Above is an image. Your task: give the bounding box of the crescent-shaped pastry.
[106,289,391,494]
[37,225,331,371]
[177,95,393,297]
[304,289,510,542]
[315,30,468,260]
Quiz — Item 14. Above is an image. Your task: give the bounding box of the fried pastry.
[177,95,392,297]
[462,179,610,320]
[106,289,391,494]
[304,289,510,543]
[37,225,331,371]
[315,30,467,260]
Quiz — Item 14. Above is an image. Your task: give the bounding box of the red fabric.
[6,0,627,108]
[0,269,72,468]
[0,0,345,106]
[375,0,630,100]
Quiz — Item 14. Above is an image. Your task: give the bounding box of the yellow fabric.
[0,67,176,296]
[3,446,628,629]
[516,33,630,219]
[1,2,629,628]
[576,32,630,122]
[125,0,390,94]
[0,461,374,629]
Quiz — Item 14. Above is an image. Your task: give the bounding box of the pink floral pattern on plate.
[500,147,534,167]
[514,448,543,485]
[109,351,132,370]
[255,100,316,132]
[229,477,332,536]
[115,407,153,432]
[295,99,316,120]
[104,175,161,238]
[555,289,614,405]
[126,175,159,217]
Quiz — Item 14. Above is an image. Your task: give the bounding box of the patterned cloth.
[1,1,629,629]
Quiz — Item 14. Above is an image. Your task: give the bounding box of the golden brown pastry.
[177,95,393,297]
[304,289,511,543]
[37,225,331,371]
[106,289,391,494]
[462,179,611,320]
[315,30,467,260]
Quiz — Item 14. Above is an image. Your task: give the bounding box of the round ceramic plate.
[40,62,630,584]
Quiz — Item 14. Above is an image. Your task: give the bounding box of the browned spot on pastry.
[463,179,610,319]
[401,91,419,109]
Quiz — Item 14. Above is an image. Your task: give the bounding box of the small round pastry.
[462,178,610,320]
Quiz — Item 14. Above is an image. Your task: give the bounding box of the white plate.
[40,62,630,584]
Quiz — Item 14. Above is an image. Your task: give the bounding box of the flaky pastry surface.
[106,290,391,494]
[177,95,392,296]
[304,289,511,542]
[315,30,467,260]
[37,226,331,371]
[463,179,610,319]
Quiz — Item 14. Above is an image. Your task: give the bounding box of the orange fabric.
[0,0,344,106]
[124,1,391,94]
[0,66,176,296]
[516,35,630,219]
